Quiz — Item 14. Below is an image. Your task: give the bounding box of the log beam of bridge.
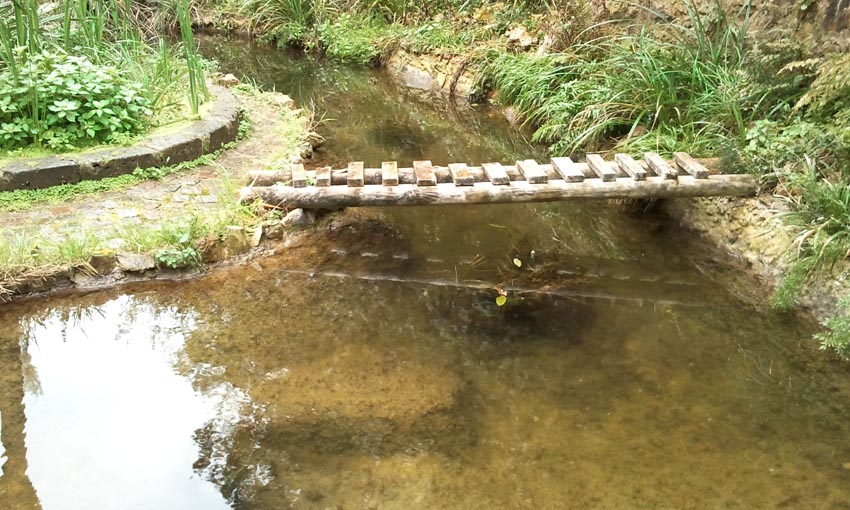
[241,175,757,209]
[240,154,757,209]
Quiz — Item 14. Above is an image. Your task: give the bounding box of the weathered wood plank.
[482,162,510,185]
[644,153,678,180]
[242,174,757,208]
[414,160,437,186]
[674,152,709,179]
[586,154,617,182]
[347,161,365,187]
[516,159,548,184]
[382,161,399,186]
[550,157,585,182]
[448,163,474,186]
[614,154,647,181]
[290,163,307,188]
[315,166,331,187]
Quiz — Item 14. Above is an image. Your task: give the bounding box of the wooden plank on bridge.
[347,161,365,187]
[382,161,399,186]
[551,157,585,182]
[414,160,437,186]
[290,163,307,188]
[674,152,709,179]
[614,154,647,181]
[516,159,548,184]
[482,163,510,185]
[644,153,678,180]
[315,166,331,187]
[448,163,474,186]
[586,154,617,182]
[242,174,757,208]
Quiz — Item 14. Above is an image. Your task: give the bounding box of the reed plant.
[482,2,757,157]
[176,0,209,115]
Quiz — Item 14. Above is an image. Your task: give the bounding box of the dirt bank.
[664,196,849,319]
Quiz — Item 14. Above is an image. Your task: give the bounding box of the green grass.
[481,11,756,157]
[0,168,267,296]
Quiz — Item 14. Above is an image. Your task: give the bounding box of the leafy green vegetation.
[0,52,152,150]
[0,0,208,154]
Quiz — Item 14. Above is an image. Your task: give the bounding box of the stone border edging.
[0,84,241,192]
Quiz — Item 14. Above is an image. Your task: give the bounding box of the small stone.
[297,142,314,160]
[271,94,296,110]
[71,271,97,286]
[250,226,263,247]
[196,195,218,203]
[506,26,535,47]
[304,131,325,149]
[88,254,116,275]
[102,200,119,209]
[217,73,240,87]
[842,462,850,470]
[264,222,285,240]
[282,208,315,228]
[116,252,156,272]
[117,209,138,218]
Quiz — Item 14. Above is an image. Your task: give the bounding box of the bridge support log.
[241,175,757,209]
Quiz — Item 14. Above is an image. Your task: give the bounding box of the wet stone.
[88,254,117,275]
[283,208,315,228]
[217,73,240,87]
[116,252,156,272]
[305,131,325,149]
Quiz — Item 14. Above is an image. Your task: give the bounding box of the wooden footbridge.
[240,152,756,209]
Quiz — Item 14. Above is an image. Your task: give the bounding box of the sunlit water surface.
[1,35,850,510]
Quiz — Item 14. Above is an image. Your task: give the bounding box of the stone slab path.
[0,89,305,246]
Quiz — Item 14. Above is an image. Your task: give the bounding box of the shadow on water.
[1,34,850,510]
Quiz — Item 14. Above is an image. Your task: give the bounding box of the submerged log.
[241,175,757,208]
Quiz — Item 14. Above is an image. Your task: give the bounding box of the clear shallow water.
[2,35,850,510]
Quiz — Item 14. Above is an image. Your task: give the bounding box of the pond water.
[2,35,850,510]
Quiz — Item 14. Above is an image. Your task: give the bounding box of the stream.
[1,35,850,510]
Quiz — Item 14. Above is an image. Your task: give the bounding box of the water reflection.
[195,33,547,169]
[0,296,231,510]
[1,253,850,509]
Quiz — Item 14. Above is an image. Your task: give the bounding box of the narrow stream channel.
[1,35,850,510]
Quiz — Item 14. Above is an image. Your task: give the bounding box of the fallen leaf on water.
[496,295,507,307]
[512,257,522,268]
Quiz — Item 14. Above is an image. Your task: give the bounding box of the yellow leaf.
[495,295,507,306]
[512,257,522,268]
